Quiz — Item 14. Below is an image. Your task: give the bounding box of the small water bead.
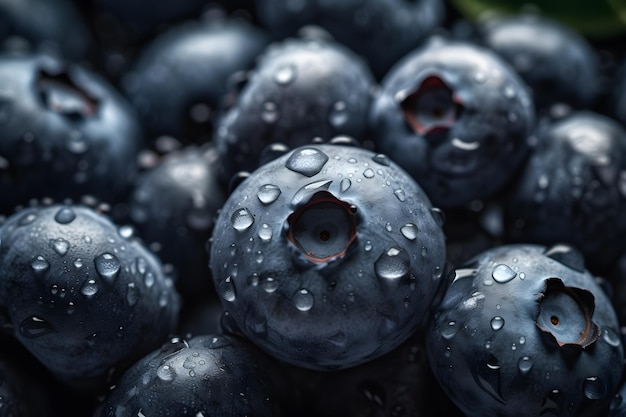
[126,283,139,306]
[394,189,406,202]
[492,264,517,283]
[261,102,279,124]
[329,101,349,127]
[442,321,458,339]
[31,256,50,273]
[260,276,279,293]
[273,64,297,85]
[18,213,37,226]
[400,223,418,241]
[118,225,134,239]
[231,208,254,231]
[218,277,236,302]
[144,272,155,288]
[364,241,373,252]
[157,364,175,382]
[372,154,390,166]
[603,328,622,347]
[285,147,329,177]
[490,316,505,331]
[375,247,410,280]
[340,178,351,192]
[73,258,83,269]
[49,238,70,257]
[54,207,76,224]
[258,224,273,242]
[584,376,608,400]
[19,316,56,338]
[80,279,98,298]
[94,253,121,282]
[257,184,281,204]
[430,207,446,227]
[518,356,533,374]
[363,168,375,178]
[294,289,314,312]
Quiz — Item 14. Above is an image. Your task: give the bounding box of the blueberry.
[122,16,270,143]
[504,110,626,273]
[427,243,623,417]
[477,13,601,110]
[369,36,535,208]
[255,0,446,78]
[0,52,143,214]
[209,143,446,370]
[214,37,376,185]
[128,145,226,302]
[0,204,180,387]
[93,334,290,417]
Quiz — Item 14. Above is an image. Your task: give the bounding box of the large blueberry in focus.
[209,144,446,370]
[122,17,269,143]
[255,0,445,78]
[370,36,535,208]
[213,37,376,185]
[0,204,180,387]
[93,334,289,417]
[0,53,143,214]
[427,244,623,417]
[504,111,626,273]
[478,13,601,110]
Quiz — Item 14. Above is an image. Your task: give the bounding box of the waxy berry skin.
[427,244,623,417]
[0,53,142,214]
[209,144,446,370]
[369,36,535,209]
[0,205,180,386]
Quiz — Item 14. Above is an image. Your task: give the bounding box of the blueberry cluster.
[1,1,626,416]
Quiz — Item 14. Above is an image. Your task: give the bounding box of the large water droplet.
[518,356,533,374]
[19,316,56,338]
[258,223,273,242]
[400,223,418,241]
[231,208,254,231]
[274,64,297,85]
[257,184,281,204]
[94,253,121,283]
[49,238,70,257]
[31,256,50,273]
[54,207,76,224]
[294,288,314,311]
[491,316,505,331]
[285,147,329,177]
[218,276,236,302]
[584,376,608,400]
[492,264,517,283]
[375,247,410,280]
[80,279,98,298]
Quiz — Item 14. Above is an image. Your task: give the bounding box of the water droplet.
[258,224,273,242]
[363,168,375,178]
[260,276,279,293]
[603,328,622,347]
[285,147,329,177]
[372,154,390,166]
[491,316,505,331]
[375,247,410,280]
[54,207,76,224]
[518,356,533,374]
[157,365,175,382]
[394,189,406,202]
[218,276,236,302]
[261,102,279,124]
[94,253,120,283]
[118,225,134,239]
[519,336,526,345]
[584,376,608,400]
[364,241,373,252]
[474,71,487,84]
[340,178,351,192]
[231,208,254,231]
[18,213,37,226]
[503,86,516,99]
[430,207,445,226]
[126,283,139,306]
[49,238,70,257]
[492,264,517,283]
[73,258,83,269]
[80,279,98,298]
[329,101,348,127]
[257,184,281,204]
[442,321,458,339]
[400,223,418,241]
[273,64,297,85]
[453,268,477,282]
[31,256,49,273]
[19,316,56,338]
[294,288,314,311]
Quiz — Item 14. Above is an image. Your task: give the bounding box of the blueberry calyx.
[287,190,357,263]
[397,75,463,138]
[37,67,99,119]
[535,278,600,350]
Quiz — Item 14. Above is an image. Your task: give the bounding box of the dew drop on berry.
[583,376,608,400]
[231,208,254,231]
[490,316,505,331]
[294,288,314,312]
[80,279,98,298]
[257,184,282,204]
[73,258,83,269]
[126,283,139,306]
[258,223,273,242]
[340,178,351,192]
[218,276,236,302]
[156,364,175,382]
[518,356,533,374]
[603,328,621,347]
[260,276,278,293]
[31,256,49,273]
[394,189,406,202]
[363,168,375,178]
[118,225,134,239]
[261,102,279,124]
[49,238,70,257]
[430,207,445,226]
[400,223,418,241]
[19,316,56,338]
[442,321,458,339]
[273,64,297,86]
[285,147,329,177]
[372,154,390,166]
[329,101,349,127]
[375,247,410,280]
[18,213,37,226]
[94,253,120,282]
[54,207,76,224]
[492,264,517,283]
